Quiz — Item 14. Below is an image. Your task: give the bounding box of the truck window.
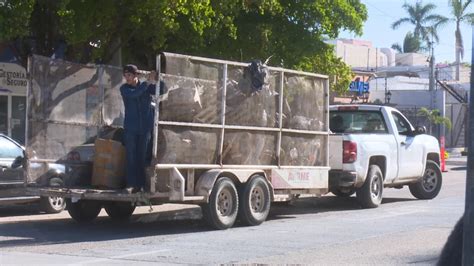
[391,111,413,135]
[329,111,387,134]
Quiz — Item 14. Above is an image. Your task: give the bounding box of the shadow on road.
[450,166,467,171]
[0,204,46,218]
[0,194,417,247]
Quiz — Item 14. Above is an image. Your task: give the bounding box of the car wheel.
[409,160,442,200]
[40,177,66,213]
[356,164,383,208]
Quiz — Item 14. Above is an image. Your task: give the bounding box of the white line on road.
[71,249,172,265]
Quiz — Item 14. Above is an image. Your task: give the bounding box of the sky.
[340,0,474,64]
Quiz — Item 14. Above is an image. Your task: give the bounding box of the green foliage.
[418,107,452,131]
[391,2,448,48]
[391,31,421,53]
[0,0,35,39]
[0,0,367,93]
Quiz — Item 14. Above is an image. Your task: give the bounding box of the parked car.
[0,133,66,213]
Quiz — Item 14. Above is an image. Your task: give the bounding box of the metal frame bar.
[162,52,329,79]
[218,64,227,165]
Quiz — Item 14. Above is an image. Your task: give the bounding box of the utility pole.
[462,25,474,266]
[429,40,435,110]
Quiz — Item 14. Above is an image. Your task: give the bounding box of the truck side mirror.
[415,126,426,135]
[11,156,24,169]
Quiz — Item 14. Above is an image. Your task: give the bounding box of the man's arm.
[120,83,148,98]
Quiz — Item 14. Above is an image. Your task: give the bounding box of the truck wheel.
[238,175,271,226]
[201,177,239,230]
[67,199,102,223]
[39,177,66,213]
[356,165,383,208]
[409,160,442,200]
[331,187,355,197]
[104,202,136,221]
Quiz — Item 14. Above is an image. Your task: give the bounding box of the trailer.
[24,52,330,229]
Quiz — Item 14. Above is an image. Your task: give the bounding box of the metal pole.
[462,25,474,266]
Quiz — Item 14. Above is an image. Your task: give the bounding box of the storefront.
[0,62,27,144]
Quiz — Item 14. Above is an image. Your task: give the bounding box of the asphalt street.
[0,158,468,265]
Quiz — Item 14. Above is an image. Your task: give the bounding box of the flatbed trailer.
[25,52,330,229]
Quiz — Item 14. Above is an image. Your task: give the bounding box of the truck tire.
[104,202,136,221]
[39,177,66,214]
[331,187,355,197]
[238,175,271,226]
[67,199,102,223]
[201,177,239,230]
[409,160,442,200]
[356,165,383,208]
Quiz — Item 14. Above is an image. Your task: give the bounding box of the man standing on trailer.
[120,64,156,193]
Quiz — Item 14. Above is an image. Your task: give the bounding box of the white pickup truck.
[328,105,442,208]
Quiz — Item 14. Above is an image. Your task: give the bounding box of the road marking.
[72,249,172,265]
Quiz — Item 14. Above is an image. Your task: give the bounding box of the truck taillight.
[343,141,357,163]
[67,151,81,161]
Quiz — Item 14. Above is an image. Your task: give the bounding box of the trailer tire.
[238,175,270,226]
[67,199,102,223]
[409,160,442,200]
[201,177,239,230]
[356,165,383,208]
[104,202,136,221]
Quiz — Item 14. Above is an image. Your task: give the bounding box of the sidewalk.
[446,156,467,166]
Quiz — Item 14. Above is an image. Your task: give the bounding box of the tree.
[391,31,422,53]
[391,1,448,50]
[447,0,474,80]
[418,107,452,135]
[0,0,367,93]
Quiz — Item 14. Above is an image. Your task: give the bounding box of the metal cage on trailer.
[25,52,330,229]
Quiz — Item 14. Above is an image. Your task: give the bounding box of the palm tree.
[447,0,474,80]
[418,107,452,135]
[391,31,422,53]
[391,2,448,49]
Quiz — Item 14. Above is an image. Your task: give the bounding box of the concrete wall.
[395,53,429,66]
[333,39,389,69]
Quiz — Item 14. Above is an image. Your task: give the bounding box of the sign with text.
[271,169,328,189]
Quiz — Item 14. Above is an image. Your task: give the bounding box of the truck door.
[390,111,424,180]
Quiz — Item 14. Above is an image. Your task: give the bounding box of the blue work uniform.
[120,81,156,189]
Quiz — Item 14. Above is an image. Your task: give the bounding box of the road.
[0,161,467,265]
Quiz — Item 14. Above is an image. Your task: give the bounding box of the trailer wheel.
[356,165,383,208]
[409,160,442,200]
[238,175,270,226]
[66,199,102,223]
[201,177,239,230]
[104,202,136,221]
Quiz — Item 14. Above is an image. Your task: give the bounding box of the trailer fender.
[195,169,270,201]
